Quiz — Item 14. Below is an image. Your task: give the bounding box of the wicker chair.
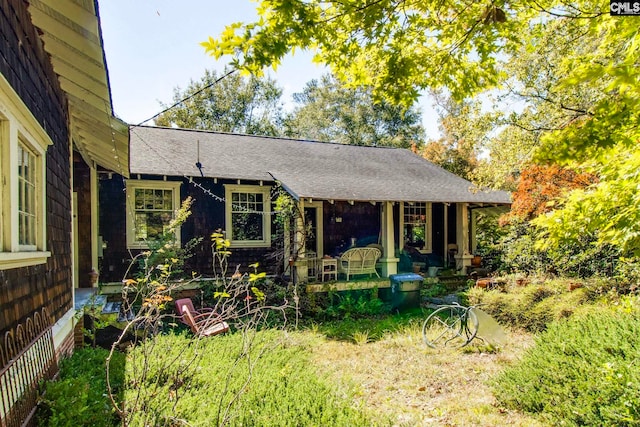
[338,247,381,280]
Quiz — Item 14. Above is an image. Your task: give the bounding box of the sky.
[98,0,440,139]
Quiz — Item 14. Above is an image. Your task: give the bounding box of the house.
[0,1,127,423]
[98,125,510,285]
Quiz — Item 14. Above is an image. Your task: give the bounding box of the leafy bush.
[38,347,125,427]
[468,280,591,332]
[493,221,623,278]
[494,305,640,426]
[316,289,389,320]
[124,330,385,426]
[614,257,640,294]
[421,281,448,299]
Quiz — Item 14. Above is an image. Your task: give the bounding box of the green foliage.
[467,281,592,333]
[421,281,449,299]
[422,93,496,181]
[494,305,640,426]
[203,0,523,105]
[124,330,385,426]
[535,145,640,257]
[615,257,640,294]
[135,196,201,281]
[495,221,622,278]
[312,309,424,342]
[204,0,640,258]
[283,74,425,148]
[154,67,284,136]
[319,289,389,320]
[38,347,125,427]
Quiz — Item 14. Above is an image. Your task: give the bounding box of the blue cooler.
[389,273,423,311]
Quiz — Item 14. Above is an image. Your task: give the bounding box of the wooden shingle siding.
[0,0,72,337]
[74,154,93,287]
[97,174,128,282]
[99,175,278,282]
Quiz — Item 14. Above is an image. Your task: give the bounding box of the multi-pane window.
[134,188,174,241]
[225,185,271,247]
[126,180,181,248]
[0,79,51,269]
[18,142,37,249]
[403,202,432,250]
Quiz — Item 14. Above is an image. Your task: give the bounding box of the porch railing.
[0,309,58,427]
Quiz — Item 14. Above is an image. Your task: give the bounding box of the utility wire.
[133,68,237,127]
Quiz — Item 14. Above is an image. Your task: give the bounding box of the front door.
[304,201,324,257]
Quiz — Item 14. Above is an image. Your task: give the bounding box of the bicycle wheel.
[422,305,479,348]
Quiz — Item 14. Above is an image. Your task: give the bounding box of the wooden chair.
[175,298,229,337]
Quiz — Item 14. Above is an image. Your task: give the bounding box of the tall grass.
[125,330,387,426]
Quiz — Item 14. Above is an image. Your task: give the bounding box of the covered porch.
[289,198,509,288]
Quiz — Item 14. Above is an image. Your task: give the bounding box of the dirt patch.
[311,324,548,426]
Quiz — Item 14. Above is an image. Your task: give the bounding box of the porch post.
[294,199,308,282]
[470,208,478,254]
[90,166,99,280]
[379,201,399,277]
[455,203,473,273]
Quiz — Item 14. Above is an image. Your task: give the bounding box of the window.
[402,202,432,251]
[125,180,181,248]
[18,142,37,249]
[225,185,271,247]
[0,76,51,269]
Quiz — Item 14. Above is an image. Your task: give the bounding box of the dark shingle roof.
[129,126,511,204]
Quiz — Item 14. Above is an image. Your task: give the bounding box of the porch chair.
[175,298,229,337]
[338,247,382,280]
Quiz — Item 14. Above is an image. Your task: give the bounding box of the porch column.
[293,199,308,282]
[90,166,99,281]
[379,201,399,277]
[470,208,478,255]
[455,203,473,273]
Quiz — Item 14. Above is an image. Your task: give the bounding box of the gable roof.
[129,125,511,204]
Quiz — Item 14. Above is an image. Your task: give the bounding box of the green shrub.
[496,222,623,278]
[38,347,125,427]
[124,330,386,426]
[421,281,448,298]
[318,289,389,320]
[468,281,591,333]
[494,306,640,426]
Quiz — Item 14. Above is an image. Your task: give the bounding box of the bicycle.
[422,302,480,348]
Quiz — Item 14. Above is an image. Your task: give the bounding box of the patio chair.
[175,298,229,337]
[338,247,381,280]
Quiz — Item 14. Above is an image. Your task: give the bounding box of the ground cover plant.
[38,347,125,427]
[124,329,385,426]
[467,277,597,333]
[494,297,640,426]
[309,307,425,342]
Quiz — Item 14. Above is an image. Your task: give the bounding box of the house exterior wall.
[322,201,381,256]
[73,153,93,287]
[0,0,72,336]
[99,174,279,282]
[432,203,446,258]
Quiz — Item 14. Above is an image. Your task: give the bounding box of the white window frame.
[224,184,271,248]
[0,75,51,270]
[125,180,182,249]
[400,202,433,253]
